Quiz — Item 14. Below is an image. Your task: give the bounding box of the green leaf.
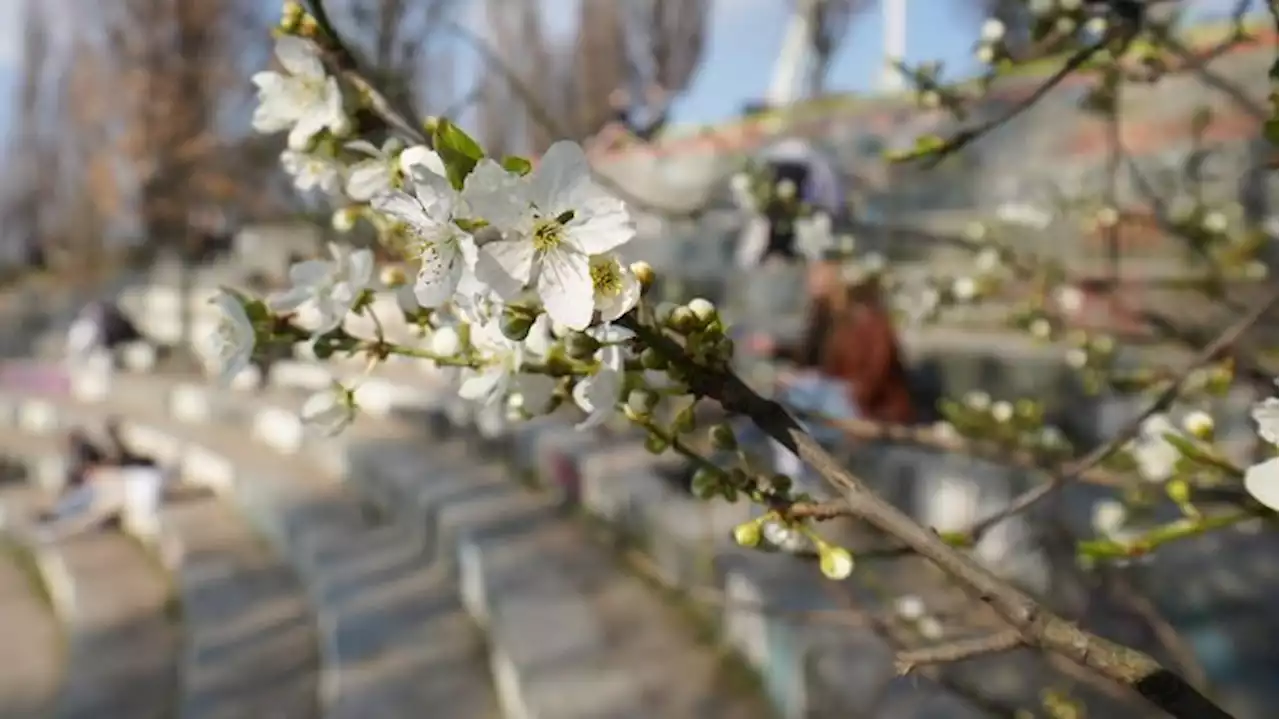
[1161,432,1244,477]
[501,155,533,176]
[431,119,485,190]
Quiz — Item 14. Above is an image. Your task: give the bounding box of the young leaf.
[501,155,533,176]
[432,119,485,189]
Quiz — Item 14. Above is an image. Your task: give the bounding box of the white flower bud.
[1030,317,1052,339]
[776,179,797,200]
[332,207,357,233]
[964,221,987,242]
[951,276,977,302]
[1091,499,1128,537]
[964,391,991,411]
[916,616,944,641]
[1065,347,1089,369]
[429,326,461,356]
[686,297,717,324]
[1054,285,1085,316]
[980,18,1006,42]
[1202,211,1228,234]
[1095,206,1119,228]
[991,401,1014,423]
[976,45,995,64]
[1181,410,1214,439]
[975,247,1001,272]
[894,594,926,621]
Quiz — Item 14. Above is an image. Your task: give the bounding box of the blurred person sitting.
[101,417,167,538]
[65,299,145,363]
[744,262,915,478]
[37,428,115,530]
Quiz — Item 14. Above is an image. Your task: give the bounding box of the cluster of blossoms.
[196,15,1277,586]
[198,29,860,582]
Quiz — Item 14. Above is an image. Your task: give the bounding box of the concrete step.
[356,439,772,719]
[165,495,320,719]
[14,378,501,719]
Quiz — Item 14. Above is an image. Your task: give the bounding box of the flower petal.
[477,238,536,290]
[345,160,392,202]
[537,249,593,330]
[414,244,464,308]
[400,145,447,179]
[1244,457,1279,511]
[275,36,324,78]
[530,141,590,212]
[372,190,433,229]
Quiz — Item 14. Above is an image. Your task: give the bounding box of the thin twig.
[965,288,1277,541]
[894,630,1024,675]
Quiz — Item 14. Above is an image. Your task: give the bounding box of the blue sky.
[0,0,1259,138]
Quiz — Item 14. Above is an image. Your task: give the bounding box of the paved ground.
[0,479,62,719]
[167,495,320,719]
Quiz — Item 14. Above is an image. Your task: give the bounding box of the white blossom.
[251,36,348,150]
[963,391,991,411]
[268,243,375,335]
[894,595,926,621]
[1091,499,1130,539]
[281,150,343,197]
[458,317,523,406]
[991,401,1014,423]
[345,140,447,202]
[1245,457,1279,511]
[975,247,1002,273]
[301,383,356,436]
[572,324,633,430]
[1054,285,1086,316]
[472,141,637,330]
[951,276,977,302]
[795,212,835,260]
[980,18,1006,42]
[1253,389,1278,445]
[589,254,642,322]
[1128,414,1182,483]
[372,168,477,308]
[429,325,462,357]
[196,292,256,386]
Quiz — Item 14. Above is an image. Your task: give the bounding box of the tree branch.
[894,630,1024,675]
[621,301,1249,718]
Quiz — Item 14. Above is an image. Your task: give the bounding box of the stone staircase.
[1,343,1274,718]
[0,361,773,719]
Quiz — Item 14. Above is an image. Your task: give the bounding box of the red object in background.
[0,361,70,395]
[548,452,582,505]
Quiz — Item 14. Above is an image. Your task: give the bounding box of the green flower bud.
[690,467,720,499]
[818,544,854,580]
[733,520,763,548]
[709,423,737,451]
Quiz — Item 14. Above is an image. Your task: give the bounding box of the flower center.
[590,260,622,297]
[531,217,565,253]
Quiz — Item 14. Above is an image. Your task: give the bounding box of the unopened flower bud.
[564,331,601,360]
[894,594,926,621]
[639,347,666,370]
[710,423,737,451]
[733,519,763,548]
[686,297,717,325]
[667,306,698,334]
[332,207,357,233]
[690,466,719,498]
[629,261,655,293]
[626,388,658,418]
[991,401,1013,423]
[380,265,408,288]
[499,309,533,342]
[818,544,854,580]
[429,326,461,356]
[1181,411,1214,440]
